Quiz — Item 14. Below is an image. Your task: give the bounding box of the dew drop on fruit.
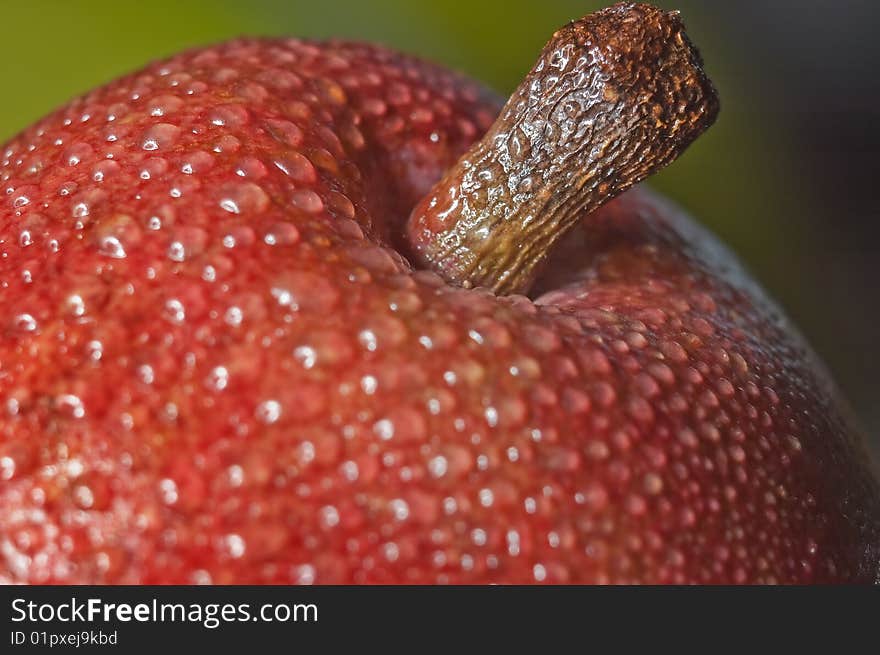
[63,142,94,167]
[428,455,448,478]
[206,366,229,391]
[320,505,340,529]
[141,123,181,151]
[264,222,299,246]
[293,345,317,370]
[274,153,317,183]
[224,306,243,327]
[360,375,377,395]
[12,313,38,333]
[148,95,184,117]
[223,534,246,559]
[217,182,270,215]
[327,191,356,219]
[0,457,15,481]
[180,150,214,175]
[291,564,316,585]
[158,478,179,505]
[373,418,394,441]
[167,241,186,262]
[168,226,207,261]
[227,465,244,487]
[92,159,120,183]
[137,365,155,385]
[12,193,31,208]
[209,104,250,128]
[213,134,241,154]
[73,484,95,509]
[222,225,256,249]
[340,460,359,482]
[98,235,127,259]
[87,340,103,363]
[55,394,85,419]
[389,498,409,521]
[263,119,304,147]
[382,542,401,563]
[235,157,268,179]
[163,299,186,325]
[347,245,402,275]
[290,189,323,213]
[72,201,89,219]
[358,329,378,352]
[255,399,281,424]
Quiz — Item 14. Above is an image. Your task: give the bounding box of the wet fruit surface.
[1,23,878,582]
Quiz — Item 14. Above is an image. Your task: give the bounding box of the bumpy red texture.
[1,37,878,583]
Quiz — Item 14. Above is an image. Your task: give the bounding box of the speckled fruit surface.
[1,30,878,583]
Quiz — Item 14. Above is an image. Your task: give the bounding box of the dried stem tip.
[406,2,720,295]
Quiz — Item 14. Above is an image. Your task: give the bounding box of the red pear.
[1,3,877,584]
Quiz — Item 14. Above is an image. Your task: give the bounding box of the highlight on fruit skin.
[0,2,878,584]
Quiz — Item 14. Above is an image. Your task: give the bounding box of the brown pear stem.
[405,2,719,295]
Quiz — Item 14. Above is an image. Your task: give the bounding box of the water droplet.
[168,226,207,262]
[292,564,316,585]
[142,123,181,151]
[209,104,250,128]
[274,153,317,183]
[358,329,378,352]
[73,485,95,509]
[270,271,339,312]
[167,241,186,262]
[148,94,184,117]
[428,455,448,478]
[256,399,281,424]
[263,119,304,147]
[294,345,317,369]
[0,456,15,481]
[218,182,270,214]
[138,364,155,385]
[290,189,323,213]
[98,235,126,259]
[264,222,299,246]
[56,394,85,419]
[533,563,547,582]
[389,498,409,521]
[206,366,229,391]
[12,313,38,332]
[163,298,186,324]
[373,419,394,441]
[320,505,340,528]
[224,306,243,327]
[87,340,103,362]
[224,534,246,559]
[361,375,377,395]
[159,478,179,505]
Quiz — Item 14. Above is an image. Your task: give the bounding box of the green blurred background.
[2,1,877,452]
